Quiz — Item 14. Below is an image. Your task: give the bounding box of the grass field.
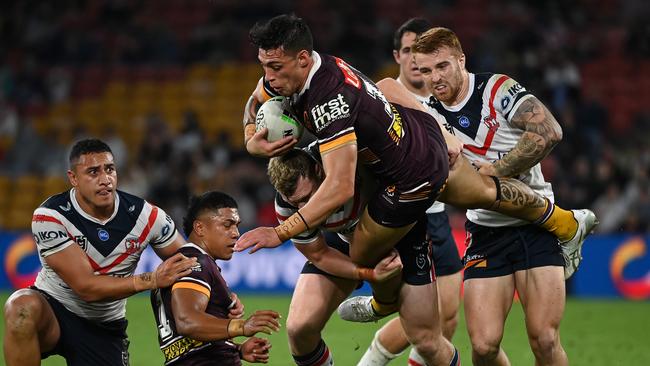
[1,292,648,365]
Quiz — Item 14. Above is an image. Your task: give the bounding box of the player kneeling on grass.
[151,191,280,365]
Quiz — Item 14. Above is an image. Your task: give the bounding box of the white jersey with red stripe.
[274,145,364,244]
[32,189,177,322]
[428,72,554,227]
[396,77,445,214]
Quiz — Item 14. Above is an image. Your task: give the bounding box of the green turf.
[1,292,649,365]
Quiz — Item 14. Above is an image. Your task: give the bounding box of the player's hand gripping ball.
[255,96,304,142]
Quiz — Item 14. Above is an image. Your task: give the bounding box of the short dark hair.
[249,14,313,54]
[183,191,238,237]
[69,139,112,168]
[393,18,432,51]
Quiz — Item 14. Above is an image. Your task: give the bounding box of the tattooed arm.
[489,96,563,177]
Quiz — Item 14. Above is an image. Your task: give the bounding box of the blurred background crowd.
[0,0,648,233]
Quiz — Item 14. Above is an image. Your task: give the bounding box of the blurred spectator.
[0,0,648,233]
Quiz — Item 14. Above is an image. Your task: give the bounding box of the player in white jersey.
[3,139,198,366]
[410,27,598,365]
[356,18,463,366]
[262,145,403,366]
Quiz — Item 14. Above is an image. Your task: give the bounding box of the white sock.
[357,330,402,366]
[408,348,427,366]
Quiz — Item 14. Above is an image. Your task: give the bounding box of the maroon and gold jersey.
[265,51,448,191]
[151,244,240,365]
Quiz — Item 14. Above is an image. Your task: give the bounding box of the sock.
[449,347,460,366]
[409,347,460,366]
[371,296,399,316]
[357,330,402,366]
[535,198,577,242]
[292,339,333,366]
[408,348,427,366]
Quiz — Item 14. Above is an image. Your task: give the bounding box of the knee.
[471,337,502,360]
[409,328,446,361]
[529,329,560,359]
[286,316,321,342]
[4,290,44,335]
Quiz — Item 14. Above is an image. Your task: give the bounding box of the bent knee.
[471,338,502,359]
[286,317,322,341]
[529,329,560,357]
[4,290,47,332]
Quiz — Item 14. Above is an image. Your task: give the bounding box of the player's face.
[414,46,466,104]
[393,32,424,89]
[258,47,309,96]
[200,208,241,260]
[282,175,319,209]
[67,152,117,211]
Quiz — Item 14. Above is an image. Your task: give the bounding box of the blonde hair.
[268,149,320,197]
[412,27,464,56]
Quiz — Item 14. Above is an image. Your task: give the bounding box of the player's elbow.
[75,285,107,302]
[174,314,199,337]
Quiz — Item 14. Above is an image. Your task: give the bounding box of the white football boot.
[337,296,388,323]
[561,209,599,279]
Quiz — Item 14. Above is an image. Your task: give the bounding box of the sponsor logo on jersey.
[59,202,71,211]
[162,224,170,237]
[458,115,471,128]
[335,57,361,89]
[506,82,524,96]
[311,94,350,131]
[128,205,135,212]
[33,230,68,244]
[98,228,110,241]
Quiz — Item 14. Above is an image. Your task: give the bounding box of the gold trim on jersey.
[172,282,210,298]
[319,131,357,154]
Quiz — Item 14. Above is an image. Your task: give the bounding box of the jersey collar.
[440,72,475,112]
[296,51,322,98]
[69,188,120,225]
[183,242,209,256]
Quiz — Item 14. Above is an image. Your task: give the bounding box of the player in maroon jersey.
[151,191,280,365]
[236,14,592,366]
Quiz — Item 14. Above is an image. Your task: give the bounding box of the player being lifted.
[356,18,464,366]
[236,14,596,366]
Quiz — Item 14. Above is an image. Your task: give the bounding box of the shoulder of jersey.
[116,190,146,218]
[40,191,71,212]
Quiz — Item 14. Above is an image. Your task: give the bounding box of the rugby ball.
[255,96,304,142]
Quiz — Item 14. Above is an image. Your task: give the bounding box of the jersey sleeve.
[32,207,75,257]
[274,194,320,244]
[147,205,178,249]
[171,255,212,298]
[490,74,533,122]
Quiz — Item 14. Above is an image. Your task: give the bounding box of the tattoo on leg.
[499,179,545,208]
